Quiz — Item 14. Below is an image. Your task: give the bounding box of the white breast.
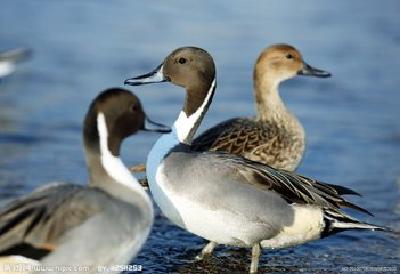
[146,133,184,227]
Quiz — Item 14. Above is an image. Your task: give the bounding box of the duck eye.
[286,54,293,59]
[178,57,187,64]
[131,104,139,112]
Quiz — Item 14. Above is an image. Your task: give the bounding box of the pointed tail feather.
[322,209,392,237]
[332,221,392,232]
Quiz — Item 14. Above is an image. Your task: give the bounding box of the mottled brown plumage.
[191,44,330,171]
[192,116,304,171]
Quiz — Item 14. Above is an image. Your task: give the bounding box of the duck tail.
[321,208,393,237]
[331,221,392,232]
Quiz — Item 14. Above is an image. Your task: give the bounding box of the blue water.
[0,0,399,273]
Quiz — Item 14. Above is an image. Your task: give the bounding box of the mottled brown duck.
[191,44,331,171]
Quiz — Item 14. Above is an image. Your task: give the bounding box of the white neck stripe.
[97,113,150,203]
[172,79,216,143]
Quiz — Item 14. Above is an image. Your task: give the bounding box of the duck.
[124,47,390,273]
[129,44,329,178]
[0,88,167,273]
[0,48,32,80]
[191,44,331,171]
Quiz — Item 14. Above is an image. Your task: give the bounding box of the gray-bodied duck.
[125,47,389,273]
[0,88,168,273]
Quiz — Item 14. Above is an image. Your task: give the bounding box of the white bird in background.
[0,48,32,79]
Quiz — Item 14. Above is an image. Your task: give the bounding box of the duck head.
[124,47,216,144]
[84,88,170,155]
[255,44,331,85]
[124,47,216,116]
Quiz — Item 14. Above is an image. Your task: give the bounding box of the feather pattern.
[191,117,305,171]
[0,183,107,258]
[209,152,371,217]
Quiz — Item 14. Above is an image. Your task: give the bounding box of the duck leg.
[195,241,217,260]
[250,243,261,273]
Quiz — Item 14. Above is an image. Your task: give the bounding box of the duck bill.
[140,116,171,133]
[124,63,167,86]
[298,62,332,78]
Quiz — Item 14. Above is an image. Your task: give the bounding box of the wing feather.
[211,152,371,215]
[0,183,107,259]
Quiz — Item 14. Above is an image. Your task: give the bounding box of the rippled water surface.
[0,0,399,273]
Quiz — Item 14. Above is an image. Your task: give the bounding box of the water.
[0,0,399,273]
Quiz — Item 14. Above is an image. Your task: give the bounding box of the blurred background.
[0,0,399,273]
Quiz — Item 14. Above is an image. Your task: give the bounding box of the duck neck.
[83,113,151,207]
[172,79,216,145]
[253,74,289,122]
